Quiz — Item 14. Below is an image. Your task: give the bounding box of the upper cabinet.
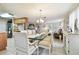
[14,17,28,24]
[13,17,28,32]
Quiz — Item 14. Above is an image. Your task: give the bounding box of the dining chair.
[39,34,53,55]
[14,32,38,55]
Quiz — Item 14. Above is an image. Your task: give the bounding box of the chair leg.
[59,35,62,41]
[37,41,39,55]
[49,48,51,55]
[49,48,52,55]
[15,52,17,55]
[49,46,52,55]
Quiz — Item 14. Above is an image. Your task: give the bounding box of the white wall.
[0,4,8,32]
[0,19,8,32]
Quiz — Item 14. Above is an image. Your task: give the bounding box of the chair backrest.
[27,29,36,35]
[14,32,29,53]
[66,34,79,54]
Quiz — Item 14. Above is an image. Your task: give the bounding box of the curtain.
[69,11,76,33]
[76,7,79,30]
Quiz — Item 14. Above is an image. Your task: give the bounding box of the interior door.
[68,34,79,55]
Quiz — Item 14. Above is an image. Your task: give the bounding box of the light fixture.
[36,9,44,23]
[0,13,14,18]
[36,18,44,23]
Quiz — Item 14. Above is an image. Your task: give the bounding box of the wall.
[0,19,8,32]
[0,4,8,32]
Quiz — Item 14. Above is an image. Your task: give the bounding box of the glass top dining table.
[28,34,47,41]
[28,34,47,55]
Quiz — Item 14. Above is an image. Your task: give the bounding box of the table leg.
[37,41,39,55]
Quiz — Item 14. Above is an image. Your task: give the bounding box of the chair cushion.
[39,36,51,47]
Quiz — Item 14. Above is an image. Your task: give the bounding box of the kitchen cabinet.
[0,32,7,50]
[14,17,28,31]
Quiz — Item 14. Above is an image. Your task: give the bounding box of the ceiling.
[0,3,79,22]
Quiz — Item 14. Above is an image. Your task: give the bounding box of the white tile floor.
[0,38,66,55]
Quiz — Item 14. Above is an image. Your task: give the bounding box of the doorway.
[7,19,13,38]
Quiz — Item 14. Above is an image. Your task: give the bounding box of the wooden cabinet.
[14,17,28,24]
[0,32,7,50]
[14,17,28,31]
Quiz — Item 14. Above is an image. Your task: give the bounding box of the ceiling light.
[0,13,14,18]
[36,9,44,23]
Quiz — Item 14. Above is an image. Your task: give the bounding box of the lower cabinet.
[0,32,7,50]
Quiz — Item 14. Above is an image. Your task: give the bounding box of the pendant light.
[36,9,44,23]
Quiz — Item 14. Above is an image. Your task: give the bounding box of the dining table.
[28,33,47,55]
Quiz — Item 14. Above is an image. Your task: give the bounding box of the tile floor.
[0,38,66,55]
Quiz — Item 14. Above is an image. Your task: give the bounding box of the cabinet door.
[0,33,7,50]
[68,34,79,55]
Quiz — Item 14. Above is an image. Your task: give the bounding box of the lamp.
[36,9,44,23]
